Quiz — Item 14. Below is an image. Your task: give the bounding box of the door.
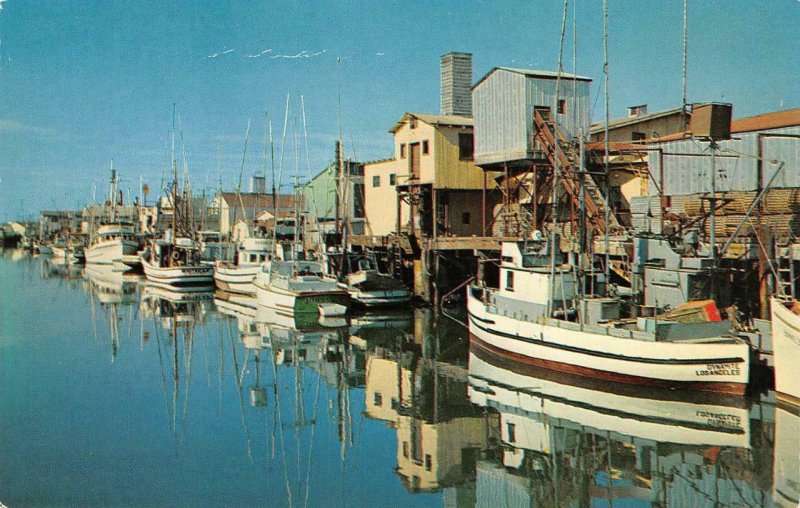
[409,142,421,180]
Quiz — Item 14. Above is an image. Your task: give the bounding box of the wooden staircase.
[533,108,620,237]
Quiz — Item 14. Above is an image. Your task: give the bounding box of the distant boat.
[770,296,800,407]
[214,237,272,296]
[87,164,140,265]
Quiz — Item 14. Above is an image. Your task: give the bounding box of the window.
[389,173,396,186]
[400,143,406,158]
[373,392,383,407]
[402,442,410,458]
[632,131,646,141]
[557,99,566,114]
[507,422,516,443]
[458,133,474,160]
[409,118,418,129]
[462,212,470,225]
[250,254,257,262]
[372,175,380,187]
[506,270,514,291]
[422,140,429,155]
[425,454,432,471]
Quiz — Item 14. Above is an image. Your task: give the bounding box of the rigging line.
[302,371,323,508]
[277,94,291,214]
[267,331,294,508]
[152,306,172,429]
[300,95,323,244]
[228,318,254,463]
[232,119,252,247]
[547,0,570,318]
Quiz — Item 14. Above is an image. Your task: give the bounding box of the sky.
[0,0,798,220]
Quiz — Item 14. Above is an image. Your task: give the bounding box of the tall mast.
[171,104,178,239]
[109,159,117,223]
[547,0,570,319]
[603,0,611,296]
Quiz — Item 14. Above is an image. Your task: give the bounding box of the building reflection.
[364,310,495,499]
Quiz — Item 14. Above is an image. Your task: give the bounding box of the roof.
[649,107,800,143]
[363,157,395,166]
[218,192,302,209]
[389,112,473,134]
[472,66,592,90]
[589,107,685,134]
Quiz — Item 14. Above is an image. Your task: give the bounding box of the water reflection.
[0,250,796,507]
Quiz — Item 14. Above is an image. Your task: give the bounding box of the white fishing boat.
[51,240,85,265]
[86,165,140,265]
[255,257,350,318]
[143,237,214,291]
[213,237,272,296]
[86,222,139,265]
[770,296,800,407]
[467,240,751,395]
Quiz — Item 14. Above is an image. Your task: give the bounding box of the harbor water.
[0,250,794,507]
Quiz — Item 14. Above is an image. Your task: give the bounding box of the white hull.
[86,238,139,265]
[213,264,260,296]
[142,259,214,292]
[468,352,751,449]
[255,282,349,317]
[467,287,750,394]
[770,297,800,406]
[347,287,412,308]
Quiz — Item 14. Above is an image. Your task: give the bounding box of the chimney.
[441,52,473,117]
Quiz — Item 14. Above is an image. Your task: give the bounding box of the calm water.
[0,250,796,507]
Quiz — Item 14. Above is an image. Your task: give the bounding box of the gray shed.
[472,67,592,168]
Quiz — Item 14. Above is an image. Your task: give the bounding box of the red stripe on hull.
[470,333,746,396]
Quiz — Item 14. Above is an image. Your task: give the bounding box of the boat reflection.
[468,346,775,507]
[774,403,800,507]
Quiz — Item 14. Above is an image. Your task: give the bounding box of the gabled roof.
[472,66,592,91]
[589,107,685,134]
[389,112,473,134]
[649,107,800,143]
[218,192,302,209]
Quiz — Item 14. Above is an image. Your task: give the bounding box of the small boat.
[468,240,751,395]
[318,302,347,317]
[142,237,214,292]
[770,296,800,407]
[335,255,412,308]
[255,257,350,317]
[214,237,272,296]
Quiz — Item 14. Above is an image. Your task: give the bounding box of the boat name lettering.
[695,411,741,428]
[695,362,740,377]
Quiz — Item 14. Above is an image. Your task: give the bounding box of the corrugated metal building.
[648,109,800,196]
[472,67,592,168]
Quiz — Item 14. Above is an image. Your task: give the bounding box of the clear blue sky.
[1,0,798,220]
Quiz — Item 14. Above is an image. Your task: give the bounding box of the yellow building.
[364,113,496,238]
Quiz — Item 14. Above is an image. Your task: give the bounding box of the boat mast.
[547,0,570,319]
[109,159,117,223]
[171,104,178,240]
[603,0,611,295]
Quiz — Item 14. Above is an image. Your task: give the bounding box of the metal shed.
[472,67,592,168]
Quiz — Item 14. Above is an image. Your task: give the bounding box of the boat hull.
[143,260,214,292]
[86,238,139,265]
[213,264,260,296]
[770,297,800,406]
[348,288,412,308]
[256,282,350,317]
[467,287,750,395]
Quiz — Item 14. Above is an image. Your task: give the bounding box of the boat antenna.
[547,0,570,319]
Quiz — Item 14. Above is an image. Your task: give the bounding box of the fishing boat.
[770,296,800,407]
[86,165,140,265]
[51,239,85,265]
[254,256,350,317]
[142,110,213,291]
[214,237,272,295]
[329,252,411,308]
[467,239,751,395]
[143,236,213,291]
